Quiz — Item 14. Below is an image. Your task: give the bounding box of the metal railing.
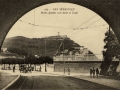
[54,54,101,61]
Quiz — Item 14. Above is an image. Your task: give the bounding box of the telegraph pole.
[63,42,65,74]
[45,38,47,72]
[45,40,46,56]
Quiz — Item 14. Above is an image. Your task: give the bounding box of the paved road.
[7,76,117,90]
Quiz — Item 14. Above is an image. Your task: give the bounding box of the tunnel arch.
[0,0,120,49]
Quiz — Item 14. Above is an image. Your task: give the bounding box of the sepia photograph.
[0,0,120,90]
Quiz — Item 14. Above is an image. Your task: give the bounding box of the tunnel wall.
[0,1,120,48]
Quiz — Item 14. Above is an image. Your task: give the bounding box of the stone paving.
[1,69,120,90]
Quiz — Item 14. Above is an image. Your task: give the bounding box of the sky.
[5,3,109,59]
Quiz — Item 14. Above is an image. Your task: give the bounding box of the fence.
[54,54,101,61]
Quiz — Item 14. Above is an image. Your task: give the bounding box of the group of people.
[90,67,99,78]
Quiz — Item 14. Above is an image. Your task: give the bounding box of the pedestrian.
[96,68,99,78]
[90,69,92,78]
[29,67,32,73]
[68,67,70,75]
[40,65,41,72]
[92,67,95,78]
[13,65,15,72]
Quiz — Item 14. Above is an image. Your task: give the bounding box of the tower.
[58,32,60,36]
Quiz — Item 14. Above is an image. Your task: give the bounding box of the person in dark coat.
[96,68,99,78]
[68,67,70,75]
[90,69,92,78]
[13,65,15,72]
[92,67,95,78]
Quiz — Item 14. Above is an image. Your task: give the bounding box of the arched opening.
[0,1,120,49]
[0,0,120,89]
[1,2,113,73]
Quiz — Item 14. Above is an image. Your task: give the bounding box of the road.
[7,75,117,90]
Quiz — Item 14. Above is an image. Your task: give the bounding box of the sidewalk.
[38,71,120,90]
[1,69,120,90]
[42,72,120,90]
[0,70,18,89]
[72,75,120,90]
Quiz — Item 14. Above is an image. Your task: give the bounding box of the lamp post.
[62,35,67,74]
[45,38,47,72]
[63,42,65,74]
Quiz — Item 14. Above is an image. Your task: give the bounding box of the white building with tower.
[54,46,99,61]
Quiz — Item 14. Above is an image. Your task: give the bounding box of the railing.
[54,54,100,61]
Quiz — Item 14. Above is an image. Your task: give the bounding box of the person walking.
[13,65,15,72]
[92,67,95,78]
[68,67,70,75]
[96,68,99,78]
[90,69,92,78]
[29,67,32,73]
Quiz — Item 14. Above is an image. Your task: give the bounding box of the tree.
[100,28,120,75]
[39,56,53,72]
[36,56,44,71]
[2,59,6,69]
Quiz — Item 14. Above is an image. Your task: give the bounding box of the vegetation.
[2,36,93,57]
[1,35,94,72]
[100,29,120,76]
[1,55,53,72]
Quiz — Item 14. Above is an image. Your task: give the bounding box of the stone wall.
[54,61,102,73]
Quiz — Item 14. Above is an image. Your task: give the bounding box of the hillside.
[2,36,93,57]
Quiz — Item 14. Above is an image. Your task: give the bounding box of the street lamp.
[62,36,67,74]
[63,42,65,74]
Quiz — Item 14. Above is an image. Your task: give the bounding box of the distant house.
[83,48,88,54]
[0,52,25,59]
[1,48,7,52]
[54,46,99,61]
[35,55,40,58]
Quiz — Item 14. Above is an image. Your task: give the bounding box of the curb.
[70,76,119,90]
[2,75,21,90]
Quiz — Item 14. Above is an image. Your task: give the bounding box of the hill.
[2,36,93,57]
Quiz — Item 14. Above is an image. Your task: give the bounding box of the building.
[54,46,99,61]
[53,44,119,73]
[1,48,7,52]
